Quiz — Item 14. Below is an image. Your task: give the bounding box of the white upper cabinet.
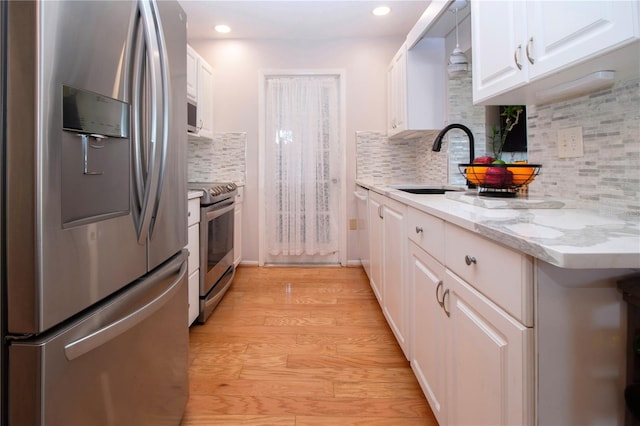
[186,45,198,101]
[196,59,214,140]
[387,38,446,139]
[472,0,640,105]
[186,44,214,140]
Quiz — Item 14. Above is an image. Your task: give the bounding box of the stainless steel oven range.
[188,182,237,323]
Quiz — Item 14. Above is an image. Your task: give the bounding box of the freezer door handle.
[64,255,187,361]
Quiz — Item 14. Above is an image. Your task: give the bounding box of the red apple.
[472,156,495,164]
[484,167,514,187]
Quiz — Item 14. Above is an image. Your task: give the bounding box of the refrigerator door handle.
[131,19,147,219]
[133,0,164,244]
[63,254,187,361]
[148,0,171,237]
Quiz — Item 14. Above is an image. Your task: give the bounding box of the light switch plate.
[557,126,584,158]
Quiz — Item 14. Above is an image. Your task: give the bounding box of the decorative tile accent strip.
[187,132,247,184]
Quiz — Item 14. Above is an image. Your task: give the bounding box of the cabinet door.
[410,243,447,426]
[382,199,407,356]
[387,46,407,136]
[234,198,242,266]
[445,269,533,426]
[526,0,640,79]
[186,45,198,101]
[471,0,528,103]
[187,223,199,274]
[196,59,214,139]
[368,194,384,303]
[188,269,199,326]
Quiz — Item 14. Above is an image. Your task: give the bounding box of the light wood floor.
[180,265,437,426]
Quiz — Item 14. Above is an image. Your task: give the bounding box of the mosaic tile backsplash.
[357,75,639,215]
[526,78,640,215]
[356,131,447,184]
[188,132,246,184]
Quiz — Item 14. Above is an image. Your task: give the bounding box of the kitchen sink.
[391,185,465,195]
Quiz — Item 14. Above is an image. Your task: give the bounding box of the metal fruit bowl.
[458,163,542,197]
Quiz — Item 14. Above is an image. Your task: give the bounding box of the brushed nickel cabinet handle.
[415,226,423,234]
[442,289,451,317]
[514,44,523,70]
[435,281,444,308]
[465,255,477,265]
[526,37,534,64]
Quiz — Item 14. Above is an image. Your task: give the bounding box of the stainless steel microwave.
[187,99,198,133]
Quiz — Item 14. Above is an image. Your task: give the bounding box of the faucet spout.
[432,123,475,162]
[432,123,476,187]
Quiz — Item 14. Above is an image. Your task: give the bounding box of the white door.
[260,73,344,265]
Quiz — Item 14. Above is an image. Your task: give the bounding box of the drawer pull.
[465,255,477,265]
[415,226,423,234]
[442,289,451,317]
[435,281,444,308]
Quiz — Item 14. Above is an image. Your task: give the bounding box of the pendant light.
[447,0,468,77]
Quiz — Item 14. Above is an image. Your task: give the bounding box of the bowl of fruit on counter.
[458,106,541,198]
[458,156,541,198]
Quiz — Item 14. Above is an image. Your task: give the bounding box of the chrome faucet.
[432,123,476,188]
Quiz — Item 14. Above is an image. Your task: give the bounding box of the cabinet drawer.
[187,198,200,227]
[187,223,199,274]
[407,207,445,263]
[444,223,533,326]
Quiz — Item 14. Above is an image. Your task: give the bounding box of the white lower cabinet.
[186,197,200,326]
[409,241,447,425]
[407,207,534,426]
[368,191,408,357]
[234,186,243,266]
[445,269,534,426]
[368,194,384,302]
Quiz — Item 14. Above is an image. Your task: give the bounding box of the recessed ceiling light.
[373,6,391,16]
[214,24,231,34]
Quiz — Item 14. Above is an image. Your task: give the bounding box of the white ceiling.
[179,1,431,41]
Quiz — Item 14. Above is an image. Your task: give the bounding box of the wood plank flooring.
[180,266,437,426]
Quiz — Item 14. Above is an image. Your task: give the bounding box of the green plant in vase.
[485,106,524,186]
[489,105,524,163]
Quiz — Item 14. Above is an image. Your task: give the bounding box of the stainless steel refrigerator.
[2,1,189,425]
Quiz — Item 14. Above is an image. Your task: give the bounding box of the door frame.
[257,69,347,266]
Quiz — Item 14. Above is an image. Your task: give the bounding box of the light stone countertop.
[357,180,640,270]
[188,190,204,200]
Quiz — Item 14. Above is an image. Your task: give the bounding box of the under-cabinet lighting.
[373,6,391,16]
[536,70,616,103]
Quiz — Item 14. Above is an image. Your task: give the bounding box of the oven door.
[200,198,235,297]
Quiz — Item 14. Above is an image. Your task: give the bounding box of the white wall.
[190,37,404,264]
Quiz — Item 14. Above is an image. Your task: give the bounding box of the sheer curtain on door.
[264,75,341,262]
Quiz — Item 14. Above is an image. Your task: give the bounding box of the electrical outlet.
[557,126,584,158]
[349,218,357,230]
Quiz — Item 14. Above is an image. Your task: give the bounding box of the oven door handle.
[204,200,235,221]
